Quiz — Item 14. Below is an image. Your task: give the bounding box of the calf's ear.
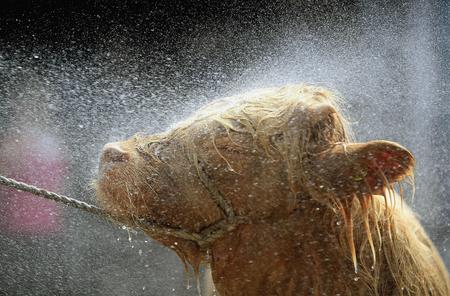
[305,140,415,199]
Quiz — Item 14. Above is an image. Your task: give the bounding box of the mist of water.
[0,1,448,295]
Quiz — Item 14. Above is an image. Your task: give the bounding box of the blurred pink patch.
[0,129,66,236]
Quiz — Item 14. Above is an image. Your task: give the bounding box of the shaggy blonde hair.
[168,84,349,191]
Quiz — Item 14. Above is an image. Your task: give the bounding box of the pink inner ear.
[363,149,412,190]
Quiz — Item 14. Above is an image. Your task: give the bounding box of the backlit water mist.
[0,1,448,295]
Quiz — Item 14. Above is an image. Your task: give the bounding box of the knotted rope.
[0,174,245,247]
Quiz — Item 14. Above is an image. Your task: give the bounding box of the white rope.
[0,174,245,247]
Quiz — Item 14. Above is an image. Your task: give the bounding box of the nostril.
[101,143,130,163]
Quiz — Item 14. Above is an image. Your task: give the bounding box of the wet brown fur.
[96,84,450,295]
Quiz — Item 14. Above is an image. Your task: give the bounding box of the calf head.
[95,84,415,291]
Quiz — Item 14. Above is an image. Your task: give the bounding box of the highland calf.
[96,84,450,295]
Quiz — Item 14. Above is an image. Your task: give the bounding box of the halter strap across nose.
[136,142,247,249]
[196,159,235,219]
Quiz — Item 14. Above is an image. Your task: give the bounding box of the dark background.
[0,0,448,295]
